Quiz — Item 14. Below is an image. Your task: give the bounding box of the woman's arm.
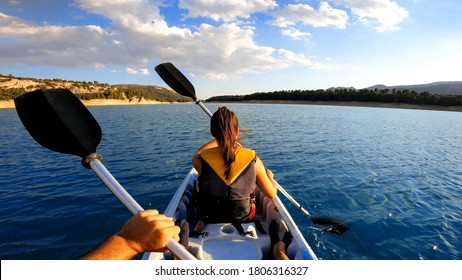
[255,157,278,199]
[192,139,218,174]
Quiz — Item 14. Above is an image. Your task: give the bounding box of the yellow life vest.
[197,146,257,223]
[200,147,256,185]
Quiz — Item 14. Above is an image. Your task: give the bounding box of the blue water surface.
[1,103,461,260]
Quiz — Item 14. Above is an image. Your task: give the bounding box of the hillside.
[0,73,190,103]
[208,81,462,109]
[113,84,190,103]
[367,81,462,95]
[207,87,462,108]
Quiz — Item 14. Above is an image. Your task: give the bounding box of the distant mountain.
[366,81,462,95]
[327,86,356,91]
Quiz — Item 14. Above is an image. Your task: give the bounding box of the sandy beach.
[0,98,171,109]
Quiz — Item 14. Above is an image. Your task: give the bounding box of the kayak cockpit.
[142,169,317,260]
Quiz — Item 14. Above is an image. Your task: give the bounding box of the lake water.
[1,103,461,260]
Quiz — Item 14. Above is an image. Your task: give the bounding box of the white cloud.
[278,49,334,70]
[278,49,312,67]
[270,2,348,29]
[140,68,150,75]
[125,67,138,75]
[175,23,278,79]
[338,0,409,31]
[75,1,292,77]
[76,0,162,25]
[270,0,408,32]
[179,0,277,22]
[0,1,333,81]
[0,13,111,67]
[281,28,312,41]
[123,67,149,75]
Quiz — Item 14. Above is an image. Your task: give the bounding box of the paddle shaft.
[194,99,312,217]
[89,158,196,260]
[90,159,143,214]
[274,181,311,216]
[195,100,213,117]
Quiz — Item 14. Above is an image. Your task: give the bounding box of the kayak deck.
[143,168,317,260]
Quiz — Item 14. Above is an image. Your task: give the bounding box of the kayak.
[142,168,318,260]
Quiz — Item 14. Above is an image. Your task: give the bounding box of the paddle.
[14,89,196,259]
[155,62,349,234]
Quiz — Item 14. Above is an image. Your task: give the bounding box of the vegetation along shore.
[207,86,462,112]
[0,73,190,109]
[2,73,462,112]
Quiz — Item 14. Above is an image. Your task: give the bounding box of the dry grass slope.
[0,74,190,108]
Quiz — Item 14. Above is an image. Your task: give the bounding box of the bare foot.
[273,241,289,260]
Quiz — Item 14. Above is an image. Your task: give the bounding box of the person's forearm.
[80,234,138,260]
[266,169,278,196]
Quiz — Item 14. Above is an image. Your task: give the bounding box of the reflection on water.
[1,104,461,259]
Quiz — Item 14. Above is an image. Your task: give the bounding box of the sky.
[1,0,461,98]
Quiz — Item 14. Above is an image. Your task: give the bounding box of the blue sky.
[1,0,461,98]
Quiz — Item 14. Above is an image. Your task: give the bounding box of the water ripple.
[1,105,462,259]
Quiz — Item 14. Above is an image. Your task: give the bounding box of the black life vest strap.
[253,220,267,235]
[231,221,254,237]
[190,219,208,237]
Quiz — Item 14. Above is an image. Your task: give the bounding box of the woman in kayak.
[192,107,277,218]
[82,107,289,260]
[192,106,290,260]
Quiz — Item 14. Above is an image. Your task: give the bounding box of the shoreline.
[0,98,183,109]
[209,100,462,112]
[2,99,461,112]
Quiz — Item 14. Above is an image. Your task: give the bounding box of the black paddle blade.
[14,89,102,159]
[155,62,197,101]
[311,216,350,235]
